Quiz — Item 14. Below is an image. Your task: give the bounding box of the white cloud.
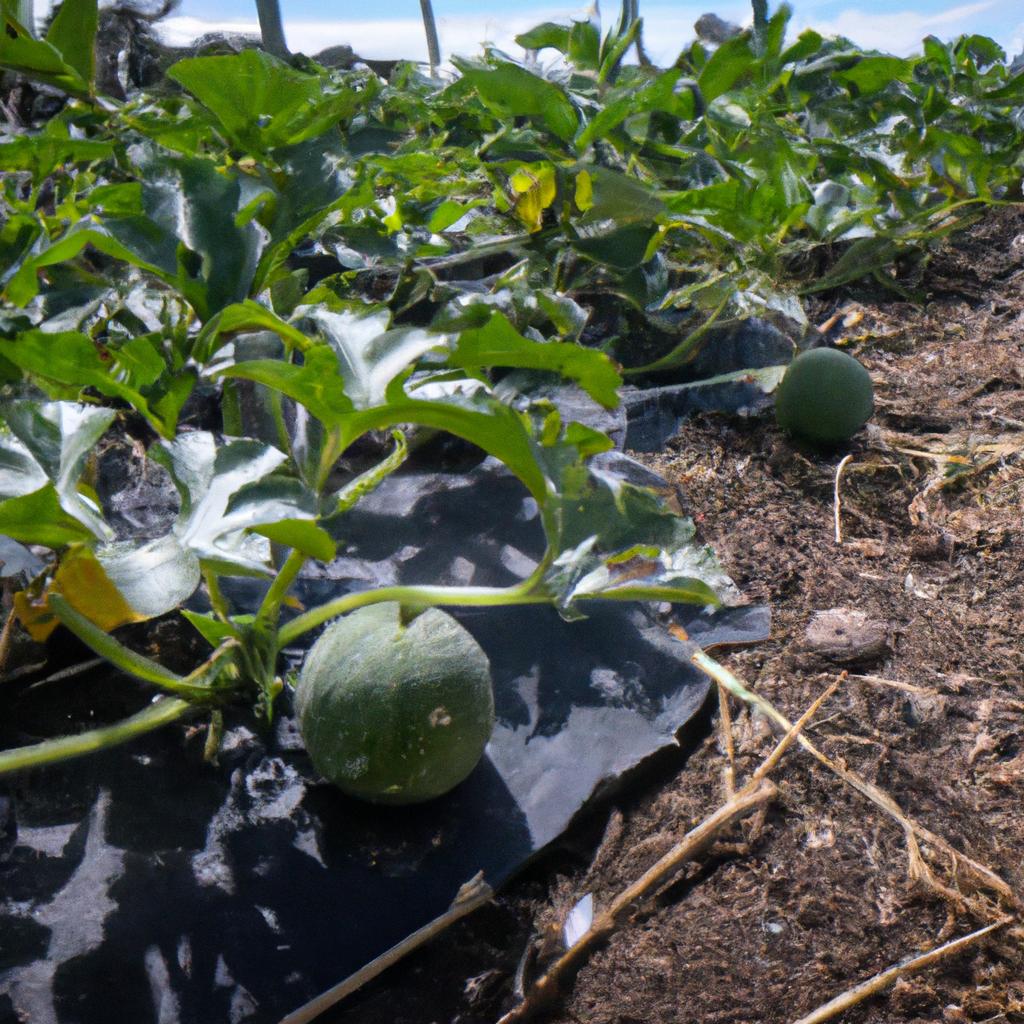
[159,0,1020,65]
[789,0,1007,56]
[159,4,746,64]
[1009,21,1024,60]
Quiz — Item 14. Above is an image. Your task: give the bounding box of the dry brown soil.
[332,208,1024,1024]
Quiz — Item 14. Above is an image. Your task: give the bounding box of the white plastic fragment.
[563,892,594,949]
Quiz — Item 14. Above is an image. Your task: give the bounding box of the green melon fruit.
[774,348,874,446]
[294,602,494,805]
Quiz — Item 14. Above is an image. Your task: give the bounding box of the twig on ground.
[24,658,105,691]
[789,918,1010,1024]
[834,454,854,544]
[494,780,776,1024]
[750,675,843,783]
[849,673,936,695]
[281,873,494,1024]
[497,676,845,1024]
[689,647,1015,905]
[0,604,16,678]
[717,682,737,795]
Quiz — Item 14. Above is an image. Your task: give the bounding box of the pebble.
[803,607,889,664]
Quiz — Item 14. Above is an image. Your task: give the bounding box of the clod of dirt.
[803,607,889,664]
[910,529,955,561]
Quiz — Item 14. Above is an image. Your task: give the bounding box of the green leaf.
[557,543,724,607]
[597,15,640,84]
[778,28,823,65]
[1,401,115,542]
[835,56,914,95]
[0,135,113,183]
[0,330,178,438]
[0,6,89,95]
[251,519,335,561]
[451,312,621,409]
[515,22,570,52]
[96,536,202,619]
[575,165,666,223]
[182,609,241,648]
[570,166,665,269]
[761,3,790,63]
[151,432,294,576]
[568,17,601,70]
[0,485,97,547]
[573,222,658,269]
[5,225,164,308]
[329,428,408,516]
[44,0,97,92]
[347,390,564,504]
[112,153,265,322]
[697,33,755,102]
[193,300,311,364]
[537,456,733,615]
[922,35,952,78]
[455,58,579,142]
[215,346,354,426]
[577,69,697,149]
[427,199,486,233]
[220,352,554,502]
[302,306,442,410]
[167,49,370,154]
[801,237,899,293]
[7,153,265,324]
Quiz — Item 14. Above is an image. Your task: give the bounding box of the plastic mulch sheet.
[0,453,768,1024]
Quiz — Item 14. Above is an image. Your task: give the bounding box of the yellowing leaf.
[14,546,145,642]
[509,165,557,233]
[575,169,593,211]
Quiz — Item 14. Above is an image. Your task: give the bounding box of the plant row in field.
[0,0,1020,769]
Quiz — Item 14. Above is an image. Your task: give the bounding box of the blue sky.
[156,0,1022,64]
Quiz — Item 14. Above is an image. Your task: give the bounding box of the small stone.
[803,608,889,665]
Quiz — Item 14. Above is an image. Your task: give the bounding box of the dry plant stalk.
[789,918,1010,1024]
[496,677,844,1024]
[849,672,935,695]
[690,647,1014,905]
[281,874,494,1024]
[717,681,737,795]
[494,781,776,1024]
[0,608,15,679]
[833,453,853,544]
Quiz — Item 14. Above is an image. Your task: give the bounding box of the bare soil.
[331,208,1024,1024]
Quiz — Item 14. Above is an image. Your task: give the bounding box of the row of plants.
[0,0,1021,776]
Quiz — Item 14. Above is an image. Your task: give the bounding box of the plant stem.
[49,595,216,700]
[0,697,195,777]
[204,567,231,620]
[278,584,552,646]
[257,548,307,628]
[621,296,730,376]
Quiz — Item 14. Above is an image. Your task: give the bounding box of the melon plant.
[774,348,874,446]
[294,603,494,804]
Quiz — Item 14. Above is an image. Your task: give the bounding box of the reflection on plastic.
[0,455,768,1024]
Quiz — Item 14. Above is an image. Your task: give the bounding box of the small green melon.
[774,348,874,445]
[295,603,494,805]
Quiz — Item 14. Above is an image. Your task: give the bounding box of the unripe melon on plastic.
[295,603,494,805]
[774,348,874,445]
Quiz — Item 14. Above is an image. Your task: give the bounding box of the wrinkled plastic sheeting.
[0,454,768,1024]
[624,317,796,451]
